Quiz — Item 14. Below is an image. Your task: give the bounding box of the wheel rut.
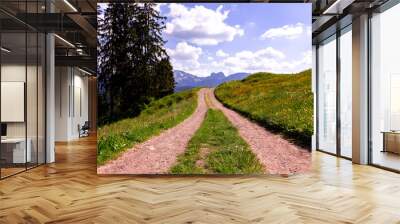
[98,88,311,175]
[206,88,311,174]
[97,89,208,174]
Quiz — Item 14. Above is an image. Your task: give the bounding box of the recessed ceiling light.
[1,47,11,53]
[54,34,75,48]
[63,0,78,12]
[78,67,92,76]
[323,0,354,15]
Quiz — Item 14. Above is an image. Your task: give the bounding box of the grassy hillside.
[97,89,199,165]
[170,109,264,174]
[215,69,312,147]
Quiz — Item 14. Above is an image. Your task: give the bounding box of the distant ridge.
[174,70,250,92]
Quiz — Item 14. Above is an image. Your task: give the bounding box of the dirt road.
[98,88,311,174]
[206,88,311,174]
[97,89,208,174]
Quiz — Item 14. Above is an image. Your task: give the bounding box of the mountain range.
[174,70,250,92]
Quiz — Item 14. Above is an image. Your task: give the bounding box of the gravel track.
[97,89,208,174]
[207,89,311,174]
[98,88,311,175]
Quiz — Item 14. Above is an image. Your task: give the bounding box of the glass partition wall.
[316,25,352,159]
[317,35,337,155]
[339,26,352,159]
[370,3,400,171]
[0,1,46,179]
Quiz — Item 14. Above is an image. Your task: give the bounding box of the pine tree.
[154,58,175,97]
[98,3,138,123]
[129,3,175,99]
[98,3,175,125]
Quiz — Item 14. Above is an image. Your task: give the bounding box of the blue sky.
[99,3,311,77]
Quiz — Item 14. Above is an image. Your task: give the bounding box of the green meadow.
[215,69,313,147]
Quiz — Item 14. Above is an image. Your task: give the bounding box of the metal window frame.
[315,21,353,161]
[336,25,341,158]
[315,32,339,156]
[337,23,353,160]
[315,0,400,172]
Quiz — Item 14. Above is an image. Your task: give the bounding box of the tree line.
[97,3,175,125]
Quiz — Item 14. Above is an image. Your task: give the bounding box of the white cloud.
[247,47,285,59]
[261,23,305,40]
[169,48,311,76]
[215,47,310,75]
[296,50,312,67]
[167,42,202,61]
[153,3,166,12]
[167,42,203,73]
[216,50,229,57]
[167,42,310,77]
[165,4,244,46]
[306,25,312,36]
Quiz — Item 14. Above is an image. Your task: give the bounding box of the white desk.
[1,138,31,163]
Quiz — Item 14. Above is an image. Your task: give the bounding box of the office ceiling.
[0,0,96,71]
[311,0,390,43]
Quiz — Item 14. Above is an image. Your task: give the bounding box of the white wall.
[55,66,70,141]
[1,82,25,122]
[1,63,46,164]
[1,65,40,137]
[55,66,89,141]
[1,65,25,130]
[72,72,89,137]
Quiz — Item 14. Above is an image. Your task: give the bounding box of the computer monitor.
[1,123,7,137]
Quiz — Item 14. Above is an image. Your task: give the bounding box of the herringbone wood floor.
[1,135,400,223]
